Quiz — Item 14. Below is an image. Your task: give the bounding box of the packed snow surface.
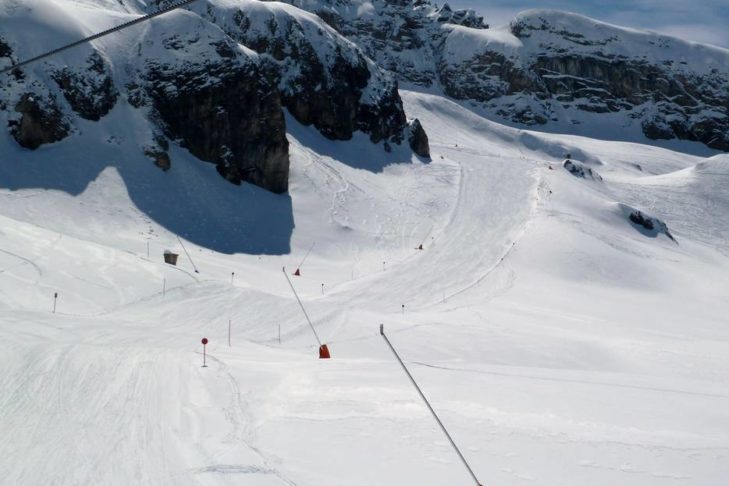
[1,58,728,486]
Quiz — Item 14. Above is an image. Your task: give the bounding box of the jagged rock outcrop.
[0,37,10,59]
[9,93,70,149]
[620,204,677,242]
[407,119,430,158]
[190,0,412,146]
[279,2,729,152]
[52,52,118,121]
[563,159,602,181]
[282,0,487,87]
[134,20,290,193]
[437,11,729,151]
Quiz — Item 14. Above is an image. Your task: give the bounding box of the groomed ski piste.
[2,87,728,485]
[1,3,729,482]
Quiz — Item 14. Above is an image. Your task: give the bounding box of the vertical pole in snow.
[177,235,199,273]
[383,261,386,272]
[379,324,483,486]
[163,278,166,297]
[231,272,235,285]
[401,304,405,315]
[321,283,324,295]
[228,320,231,347]
[53,292,58,314]
[146,240,150,258]
[278,323,281,345]
[201,338,208,367]
[282,267,322,347]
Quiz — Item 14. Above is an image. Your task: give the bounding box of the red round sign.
[201,338,208,345]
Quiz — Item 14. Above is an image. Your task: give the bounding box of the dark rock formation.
[0,37,11,58]
[52,52,118,121]
[282,0,488,87]
[10,94,70,149]
[434,4,488,29]
[563,159,602,181]
[621,205,677,242]
[143,61,289,193]
[407,119,430,158]
[438,11,729,151]
[200,1,410,145]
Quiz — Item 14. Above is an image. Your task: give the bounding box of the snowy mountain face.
[0,0,427,193]
[2,2,729,485]
[279,2,729,152]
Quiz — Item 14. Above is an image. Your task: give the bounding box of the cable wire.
[0,0,202,75]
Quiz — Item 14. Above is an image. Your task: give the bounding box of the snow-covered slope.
[1,86,728,484]
[1,1,729,485]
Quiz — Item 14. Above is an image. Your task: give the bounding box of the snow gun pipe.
[177,235,199,273]
[297,242,316,270]
[282,267,322,347]
[379,324,483,486]
[0,0,202,75]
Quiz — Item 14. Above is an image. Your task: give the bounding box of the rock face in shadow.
[196,0,414,148]
[142,61,289,193]
[10,94,70,149]
[407,119,430,158]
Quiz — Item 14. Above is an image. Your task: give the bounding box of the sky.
[447,0,729,48]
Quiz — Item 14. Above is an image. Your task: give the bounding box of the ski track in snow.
[0,89,728,485]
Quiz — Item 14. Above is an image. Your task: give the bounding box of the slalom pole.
[177,235,199,273]
[293,242,315,275]
[282,267,330,358]
[379,324,483,486]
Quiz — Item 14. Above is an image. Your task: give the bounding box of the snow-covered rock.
[279,1,729,152]
[0,0,426,194]
[441,10,729,151]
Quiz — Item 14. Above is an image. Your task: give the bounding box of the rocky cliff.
[279,1,729,152]
[0,0,427,194]
[2,0,728,192]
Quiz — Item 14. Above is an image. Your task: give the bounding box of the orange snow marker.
[319,344,331,359]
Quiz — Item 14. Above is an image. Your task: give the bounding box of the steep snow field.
[1,89,729,485]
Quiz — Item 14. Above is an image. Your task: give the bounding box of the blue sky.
[447,0,729,48]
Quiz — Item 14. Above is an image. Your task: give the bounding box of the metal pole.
[147,240,150,258]
[53,292,58,314]
[203,344,207,367]
[228,319,231,347]
[163,278,166,296]
[282,267,322,347]
[379,324,483,486]
[297,242,316,270]
[231,272,235,285]
[278,323,281,345]
[177,235,199,273]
